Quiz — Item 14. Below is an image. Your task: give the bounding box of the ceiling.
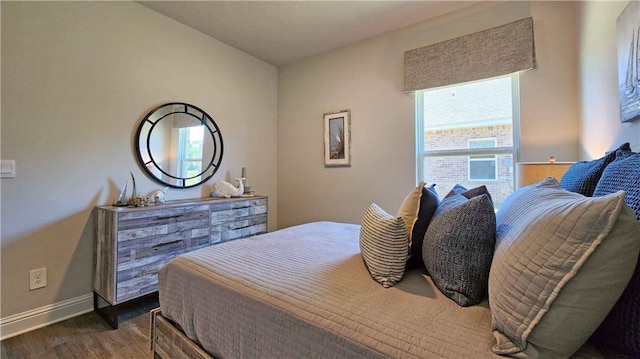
[137,1,480,67]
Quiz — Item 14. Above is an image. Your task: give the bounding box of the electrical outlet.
[29,268,47,290]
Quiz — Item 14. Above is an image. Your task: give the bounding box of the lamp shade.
[516,162,573,189]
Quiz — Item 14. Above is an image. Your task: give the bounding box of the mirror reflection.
[135,103,223,188]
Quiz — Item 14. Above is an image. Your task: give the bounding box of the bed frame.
[150,308,213,359]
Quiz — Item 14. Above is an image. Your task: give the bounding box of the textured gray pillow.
[422,189,496,306]
[489,178,640,358]
[360,203,408,288]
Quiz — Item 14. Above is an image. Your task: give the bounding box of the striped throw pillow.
[359,203,408,288]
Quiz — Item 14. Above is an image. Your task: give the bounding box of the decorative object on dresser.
[151,186,169,204]
[113,171,153,207]
[515,156,574,189]
[135,102,224,188]
[323,109,351,167]
[93,196,267,328]
[113,179,128,207]
[241,167,251,194]
[126,171,150,207]
[211,178,245,198]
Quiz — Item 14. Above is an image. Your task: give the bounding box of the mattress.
[158,221,604,359]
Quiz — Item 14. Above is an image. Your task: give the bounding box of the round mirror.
[135,102,223,188]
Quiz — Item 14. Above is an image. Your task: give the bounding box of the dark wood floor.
[0,296,158,359]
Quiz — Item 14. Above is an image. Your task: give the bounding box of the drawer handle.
[153,240,182,250]
[155,214,183,221]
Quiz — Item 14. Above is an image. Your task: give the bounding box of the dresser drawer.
[210,198,267,243]
[210,198,267,220]
[211,216,267,243]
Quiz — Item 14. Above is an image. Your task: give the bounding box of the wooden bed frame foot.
[150,308,214,359]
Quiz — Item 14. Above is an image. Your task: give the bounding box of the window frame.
[415,73,521,188]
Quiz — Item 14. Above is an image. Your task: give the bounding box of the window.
[468,138,497,181]
[416,74,519,208]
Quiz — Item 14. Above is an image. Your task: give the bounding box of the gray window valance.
[404,17,536,92]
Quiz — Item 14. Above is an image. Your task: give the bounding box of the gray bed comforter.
[158,221,604,359]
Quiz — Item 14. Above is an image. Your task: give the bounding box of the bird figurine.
[151,186,169,204]
[212,178,245,198]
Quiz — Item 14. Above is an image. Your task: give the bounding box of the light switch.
[1,160,16,178]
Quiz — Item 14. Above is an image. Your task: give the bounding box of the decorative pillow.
[399,183,440,270]
[489,178,640,358]
[615,147,636,160]
[445,184,493,203]
[422,188,496,306]
[559,142,631,196]
[398,181,426,241]
[590,152,640,356]
[359,203,408,288]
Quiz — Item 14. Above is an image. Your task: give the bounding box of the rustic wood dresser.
[93,196,267,328]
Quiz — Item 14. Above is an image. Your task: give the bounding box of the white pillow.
[359,203,408,288]
[489,178,640,358]
[397,181,425,243]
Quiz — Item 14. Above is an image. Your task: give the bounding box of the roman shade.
[404,17,536,92]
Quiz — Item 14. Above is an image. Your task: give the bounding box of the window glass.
[417,74,519,208]
[468,138,497,181]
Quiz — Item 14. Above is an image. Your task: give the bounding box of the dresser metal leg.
[94,291,119,329]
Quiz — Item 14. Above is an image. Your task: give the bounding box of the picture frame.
[323,110,351,167]
[617,1,640,123]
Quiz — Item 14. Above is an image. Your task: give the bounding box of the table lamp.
[515,156,574,189]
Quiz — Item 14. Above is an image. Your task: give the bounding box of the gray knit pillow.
[422,189,496,306]
[359,203,408,288]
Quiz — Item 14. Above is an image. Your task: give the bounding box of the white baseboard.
[0,293,93,341]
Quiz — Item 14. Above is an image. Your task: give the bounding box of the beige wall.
[1,1,278,319]
[277,1,580,229]
[578,1,640,158]
[520,1,580,162]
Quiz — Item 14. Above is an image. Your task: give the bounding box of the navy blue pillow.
[406,184,439,270]
[615,147,637,161]
[593,151,640,220]
[445,184,493,203]
[591,152,640,357]
[559,143,631,196]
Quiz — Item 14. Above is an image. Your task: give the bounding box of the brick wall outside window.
[423,124,513,206]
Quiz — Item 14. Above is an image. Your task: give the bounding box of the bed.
[151,145,640,359]
[152,221,609,359]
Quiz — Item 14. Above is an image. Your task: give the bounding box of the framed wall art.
[617,1,640,123]
[323,110,351,167]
